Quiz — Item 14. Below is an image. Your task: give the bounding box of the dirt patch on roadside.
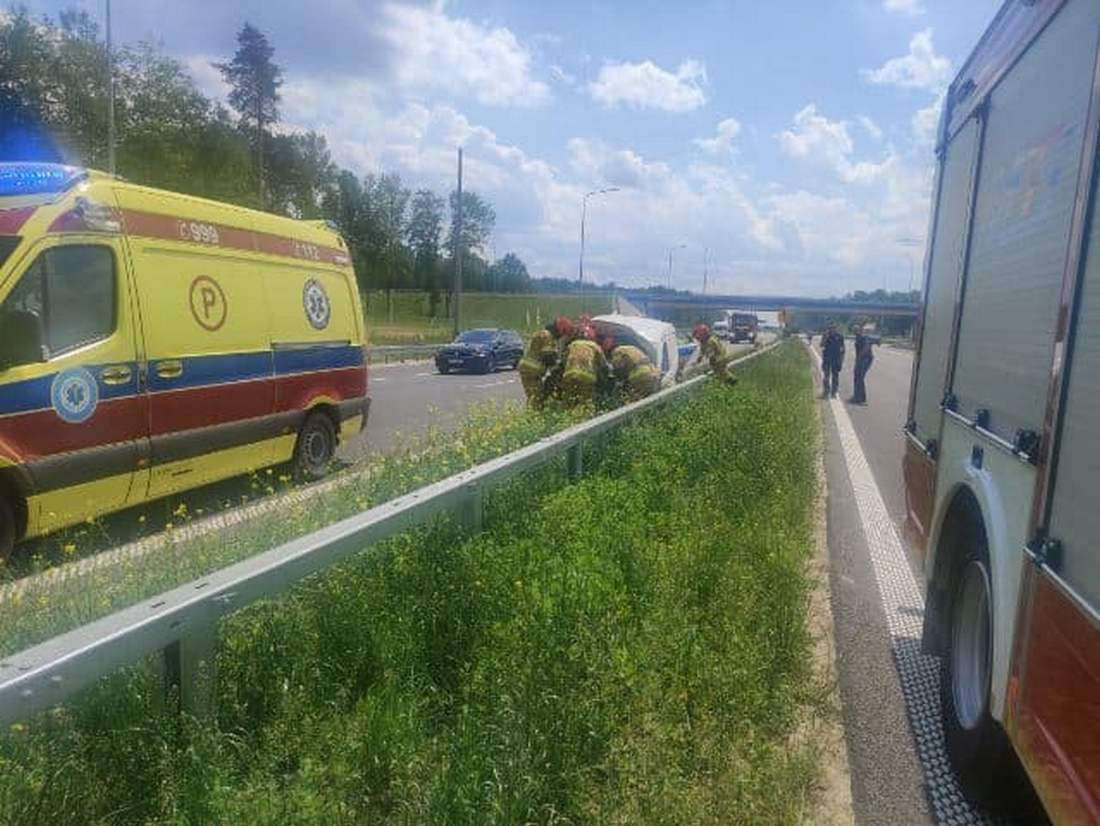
[798,372,855,825]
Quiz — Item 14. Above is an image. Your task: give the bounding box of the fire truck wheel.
[940,542,1023,810]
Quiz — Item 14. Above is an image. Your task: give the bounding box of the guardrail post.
[163,622,217,719]
[567,442,584,480]
[462,482,483,534]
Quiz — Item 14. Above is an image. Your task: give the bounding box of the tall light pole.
[453,147,464,338]
[896,236,923,296]
[578,187,619,288]
[702,246,710,295]
[667,243,686,289]
[106,0,116,175]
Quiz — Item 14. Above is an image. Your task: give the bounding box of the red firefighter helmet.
[552,316,575,338]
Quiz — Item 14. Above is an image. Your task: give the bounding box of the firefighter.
[519,316,573,409]
[692,323,737,385]
[560,328,609,409]
[610,343,661,402]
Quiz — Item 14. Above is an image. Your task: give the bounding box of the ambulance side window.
[42,246,116,355]
[0,245,115,367]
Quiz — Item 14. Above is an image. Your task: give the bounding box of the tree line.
[0,9,536,305]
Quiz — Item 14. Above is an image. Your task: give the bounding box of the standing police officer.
[821,322,845,399]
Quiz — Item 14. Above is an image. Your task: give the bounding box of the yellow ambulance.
[0,163,370,557]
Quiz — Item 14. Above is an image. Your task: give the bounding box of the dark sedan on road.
[435,328,524,374]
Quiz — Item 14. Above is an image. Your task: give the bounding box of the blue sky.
[23,0,1002,295]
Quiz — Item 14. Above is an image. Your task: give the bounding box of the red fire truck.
[904,1,1100,821]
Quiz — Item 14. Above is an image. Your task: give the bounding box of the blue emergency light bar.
[0,163,87,197]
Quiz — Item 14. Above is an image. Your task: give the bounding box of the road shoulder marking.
[808,344,990,826]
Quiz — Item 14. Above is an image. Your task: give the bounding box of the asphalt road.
[818,343,1043,826]
[817,343,933,826]
[340,359,525,462]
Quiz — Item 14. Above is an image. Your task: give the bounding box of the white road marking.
[809,345,989,825]
[415,371,433,377]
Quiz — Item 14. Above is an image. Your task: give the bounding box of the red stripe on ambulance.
[114,209,349,265]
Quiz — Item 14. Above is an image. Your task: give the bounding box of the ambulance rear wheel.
[295,412,337,481]
[0,497,14,561]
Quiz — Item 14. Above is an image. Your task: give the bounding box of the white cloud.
[279,76,931,294]
[549,64,577,87]
[693,117,742,156]
[912,95,943,146]
[567,138,673,191]
[858,115,883,141]
[883,0,925,16]
[588,58,707,112]
[779,105,853,168]
[183,55,231,103]
[862,29,951,92]
[379,2,550,106]
[765,191,874,268]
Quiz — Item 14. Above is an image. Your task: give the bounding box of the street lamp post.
[106,0,115,175]
[578,187,620,288]
[896,236,923,296]
[667,243,686,289]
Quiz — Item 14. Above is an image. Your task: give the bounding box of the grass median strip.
[0,342,823,823]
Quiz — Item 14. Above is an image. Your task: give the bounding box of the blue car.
[435,328,525,374]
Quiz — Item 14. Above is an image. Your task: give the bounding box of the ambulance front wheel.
[295,412,337,481]
[0,496,14,561]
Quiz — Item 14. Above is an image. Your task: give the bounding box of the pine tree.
[215,23,282,208]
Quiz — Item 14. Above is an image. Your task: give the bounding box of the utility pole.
[453,147,464,338]
[106,0,116,175]
[667,243,686,289]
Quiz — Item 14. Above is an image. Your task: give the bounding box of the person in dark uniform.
[820,322,845,399]
[850,324,874,405]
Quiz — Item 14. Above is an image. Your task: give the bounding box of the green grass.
[364,291,614,344]
[0,343,823,824]
[0,402,585,660]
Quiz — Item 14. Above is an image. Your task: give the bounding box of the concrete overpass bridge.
[618,291,921,320]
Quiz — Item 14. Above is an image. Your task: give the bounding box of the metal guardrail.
[366,344,440,364]
[0,343,778,725]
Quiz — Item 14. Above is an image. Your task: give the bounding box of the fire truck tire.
[940,541,1029,811]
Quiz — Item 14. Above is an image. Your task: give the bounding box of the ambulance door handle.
[99,364,133,385]
[155,360,184,380]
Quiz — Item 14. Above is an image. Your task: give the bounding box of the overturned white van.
[591,314,682,385]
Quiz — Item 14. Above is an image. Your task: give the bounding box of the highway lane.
[340,359,525,463]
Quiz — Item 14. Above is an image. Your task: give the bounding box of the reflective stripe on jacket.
[610,344,649,376]
[562,339,605,385]
[519,329,557,378]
